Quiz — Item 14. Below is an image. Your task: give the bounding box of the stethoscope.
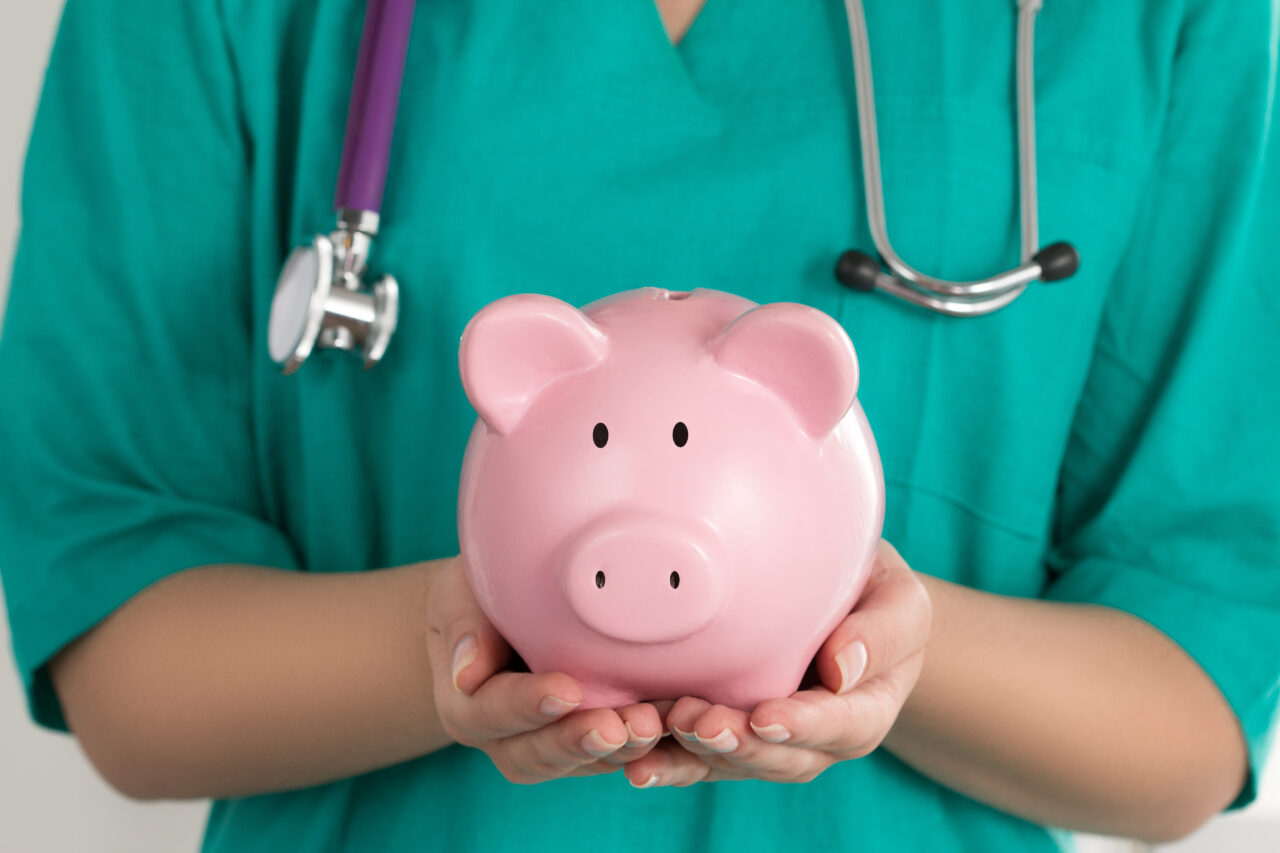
[269,0,1079,373]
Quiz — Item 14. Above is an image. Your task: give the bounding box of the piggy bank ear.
[459,293,608,435]
[710,303,859,438]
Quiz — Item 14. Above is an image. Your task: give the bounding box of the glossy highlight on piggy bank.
[457,287,884,710]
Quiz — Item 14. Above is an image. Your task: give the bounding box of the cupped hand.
[426,556,665,784]
[623,541,930,787]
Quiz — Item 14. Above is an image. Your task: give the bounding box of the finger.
[750,654,923,756]
[601,703,664,765]
[648,699,677,734]
[425,557,512,696]
[665,696,714,755]
[565,762,626,779]
[444,669,585,742]
[684,703,830,783]
[624,739,728,788]
[815,540,931,695]
[689,704,752,757]
[496,707,630,782]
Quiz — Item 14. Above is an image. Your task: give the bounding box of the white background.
[1,4,1275,852]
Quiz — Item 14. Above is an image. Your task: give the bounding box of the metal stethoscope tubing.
[834,0,1080,316]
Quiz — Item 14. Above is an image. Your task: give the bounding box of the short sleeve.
[0,0,297,731]
[1043,2,1280,811]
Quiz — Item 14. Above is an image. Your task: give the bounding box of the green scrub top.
[3,0,1279,850]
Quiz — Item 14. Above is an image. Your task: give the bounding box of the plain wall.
[0,5,1274,852]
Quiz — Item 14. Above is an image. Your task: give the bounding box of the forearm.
[881,575,1249,843]
[50,559,452,800]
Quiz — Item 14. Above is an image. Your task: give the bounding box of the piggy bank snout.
[563,523,723,644]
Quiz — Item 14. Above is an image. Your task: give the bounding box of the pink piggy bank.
[457,287,883,710]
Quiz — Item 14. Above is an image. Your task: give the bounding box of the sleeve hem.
[7,528,298,732]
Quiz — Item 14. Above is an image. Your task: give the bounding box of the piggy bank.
[456,287,883,710]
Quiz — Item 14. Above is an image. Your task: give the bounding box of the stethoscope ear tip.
[1033,242,1080,283]
[834,250,882,293]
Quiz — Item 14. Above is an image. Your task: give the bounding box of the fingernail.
[625,721,657,747]
[451,634,478,692]
[749,722,792,743]
[836,640,868,694]
[672,726,697,743]
[580,730,625,757]
[630,773,659,789]
[700,728,739,754]
[539,696,580,718]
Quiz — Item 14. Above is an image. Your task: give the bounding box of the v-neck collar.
[604,0,732,113]
[647,0,717,50]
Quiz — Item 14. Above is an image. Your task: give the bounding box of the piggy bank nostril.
[595,570,606,589]
[670,571,680,589]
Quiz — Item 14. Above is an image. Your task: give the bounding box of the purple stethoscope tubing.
[266,0,415,375]
[334,0,417,216]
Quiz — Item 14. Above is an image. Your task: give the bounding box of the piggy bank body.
[457,287,883,710]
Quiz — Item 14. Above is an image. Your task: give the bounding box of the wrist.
[412,556,462,752]
[880,573,950,755]
[412,555,450,612]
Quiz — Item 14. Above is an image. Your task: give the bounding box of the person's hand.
[425,556,665,784]
[622,541,930,787]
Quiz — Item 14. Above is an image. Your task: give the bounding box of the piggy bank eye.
[672,421,688,447]
[593,422,609,448]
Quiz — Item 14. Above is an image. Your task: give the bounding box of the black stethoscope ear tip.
[1034,242,1080,282]
[835,250,881,293]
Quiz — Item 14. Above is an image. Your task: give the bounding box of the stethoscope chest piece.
[268,223,399,375]
[270,0,414,375]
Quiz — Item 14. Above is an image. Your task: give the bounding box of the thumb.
[814,540,931,695]
[426,556,513,696]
